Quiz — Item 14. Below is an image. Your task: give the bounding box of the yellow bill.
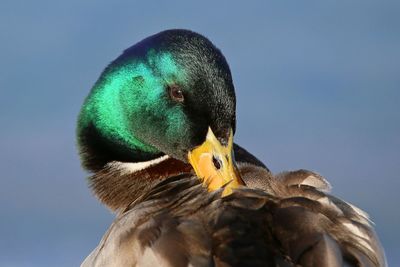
[188,127,244,196]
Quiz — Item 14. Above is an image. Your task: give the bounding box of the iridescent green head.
[78,30,236,171]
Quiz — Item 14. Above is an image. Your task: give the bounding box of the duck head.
[78,29,242,194]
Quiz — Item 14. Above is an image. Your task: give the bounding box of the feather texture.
[82,163,386,267]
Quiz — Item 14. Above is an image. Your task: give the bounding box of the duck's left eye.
[168,85,184,103]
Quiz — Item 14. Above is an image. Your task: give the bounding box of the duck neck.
[77,116,163,172]
[88,155,193,212]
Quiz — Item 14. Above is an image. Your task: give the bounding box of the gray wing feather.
[82,168,387,267]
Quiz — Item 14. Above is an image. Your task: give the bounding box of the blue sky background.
[1,1,399,266]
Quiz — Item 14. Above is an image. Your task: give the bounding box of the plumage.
[82,167,385,266]
[78,29,386,266]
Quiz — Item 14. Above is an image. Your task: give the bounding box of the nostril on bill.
[212,155,222,170]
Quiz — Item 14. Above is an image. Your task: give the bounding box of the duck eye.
[168,85,184,102]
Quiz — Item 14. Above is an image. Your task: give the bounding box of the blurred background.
[1,1,399,266]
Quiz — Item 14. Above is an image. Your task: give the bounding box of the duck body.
[82,161,385,267]
[78,30,386,266]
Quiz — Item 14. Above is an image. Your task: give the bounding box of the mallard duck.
[78,29,386,267]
